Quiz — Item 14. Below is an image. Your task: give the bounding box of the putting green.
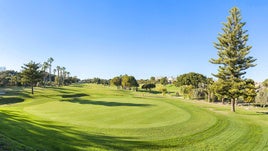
[24,98,191,129]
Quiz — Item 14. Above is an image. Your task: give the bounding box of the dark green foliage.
[0,70,19,86]
[93,78,101,84]
[210,79,231,103]
[160,77,169,85]
[141,84,156,91]
[64,77,81,85]
[175,72,208,88]
[121,75,139,89]
[129,76,139,88]
[21,61,42,94]
[110,76,122,88]
[83,78,109,85]
[111,75,139,90]
[210,7,256,112]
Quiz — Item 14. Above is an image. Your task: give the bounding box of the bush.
[156,85,168,95]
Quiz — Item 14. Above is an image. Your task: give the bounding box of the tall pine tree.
[21,61,42,95]
[210,7,256,112]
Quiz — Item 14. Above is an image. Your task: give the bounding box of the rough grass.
[0,84,267,150]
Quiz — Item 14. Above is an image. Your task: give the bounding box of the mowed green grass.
[0,84,267,150]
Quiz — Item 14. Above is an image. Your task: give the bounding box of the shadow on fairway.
[0,97,24,105]
[50,87,79,94]
[256,111,268,115]
[61,93,89,98]
[61,99,154,107]
[0,110,160,150]
[138,90,162,94]
[1,87,32,99]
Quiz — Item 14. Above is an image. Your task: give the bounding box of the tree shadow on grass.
[0,97,24,105]
[0,110,161,150]
[61,98,154,107]
[138,90,162,94]
[49,87,80,94]
[256,111,268,115]
[1,88,32,99]
[61,93,89,98]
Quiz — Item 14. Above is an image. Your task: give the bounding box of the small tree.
[121,75,130,89]
[160,77,169,85]
[256,88,268,107]
[212,79,230,104]
[243,79,257,104]
[121,75,139,90]
[156,85,168,95]
[210,7,256,112]
[21,61,42,94]
[110,76,122,89]
[179,85,194,99]
[206,78,215,102]
[129,76,139,89]
[175,72,207,88]
[141,83,156,91]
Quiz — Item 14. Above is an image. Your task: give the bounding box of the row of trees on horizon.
[1,64,267,109]
[0,57,80,94]
[81,72,267,106]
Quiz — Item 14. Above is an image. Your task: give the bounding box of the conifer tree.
[210,7,256,112]
[21,61,42,95]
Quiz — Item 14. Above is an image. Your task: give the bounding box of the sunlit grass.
[0,84,267,150]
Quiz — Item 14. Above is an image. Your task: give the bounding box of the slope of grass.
[0,84,267,150]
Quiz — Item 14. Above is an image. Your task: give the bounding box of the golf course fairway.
[0,84,267,150]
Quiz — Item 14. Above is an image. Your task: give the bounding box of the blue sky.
[0,0,268,81]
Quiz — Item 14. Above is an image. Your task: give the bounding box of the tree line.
[0,57,80,94]
[80,70,267,108]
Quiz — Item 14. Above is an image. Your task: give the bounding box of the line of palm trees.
[42,57,70,86]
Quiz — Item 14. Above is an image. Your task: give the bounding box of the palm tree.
[42,62,49,87]
[47,57,54,83]
[53,68,57,86]
[61,67,66,85]
[56,66,61,87]
[67,72,70,78]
